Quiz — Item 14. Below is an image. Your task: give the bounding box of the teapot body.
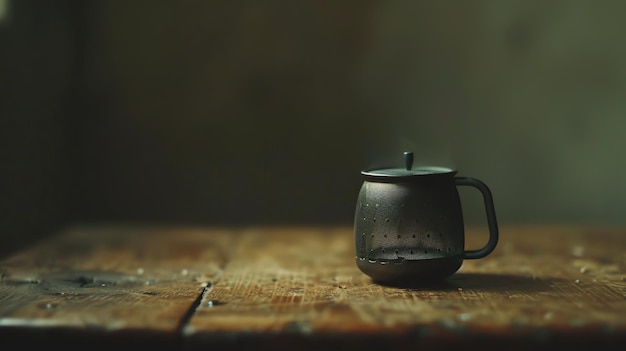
[354,177,465,283]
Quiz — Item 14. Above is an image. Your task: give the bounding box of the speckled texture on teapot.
[353,151,499,284]
[354,180,465,264]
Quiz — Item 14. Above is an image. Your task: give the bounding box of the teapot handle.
[455,177,499,259]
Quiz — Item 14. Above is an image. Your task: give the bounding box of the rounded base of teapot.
[356,256,463,285]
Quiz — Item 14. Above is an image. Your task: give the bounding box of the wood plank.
[185,225,626,350]
[0,224,235,348]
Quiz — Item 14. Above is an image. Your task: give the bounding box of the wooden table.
[1,224,625,350]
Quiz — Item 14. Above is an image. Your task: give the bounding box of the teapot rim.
[361,166,457,181]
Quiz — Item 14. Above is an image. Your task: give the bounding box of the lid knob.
[403,151,414,170]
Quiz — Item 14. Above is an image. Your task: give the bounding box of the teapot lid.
[361,152,456,180]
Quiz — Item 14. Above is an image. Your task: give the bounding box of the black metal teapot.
[354,152,499,284]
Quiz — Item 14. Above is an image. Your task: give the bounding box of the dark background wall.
[2,0,626,257]
[1,0,77,257]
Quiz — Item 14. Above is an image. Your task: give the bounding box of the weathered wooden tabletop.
[1,224,625,350]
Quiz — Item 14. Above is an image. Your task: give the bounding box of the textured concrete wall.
[359,0,626,225]
[79,0,626,226]
[0,0,76,257]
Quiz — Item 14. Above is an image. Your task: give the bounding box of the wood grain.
[0,224,235,348]
[185,225,626,350]
[1,224,625,350]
